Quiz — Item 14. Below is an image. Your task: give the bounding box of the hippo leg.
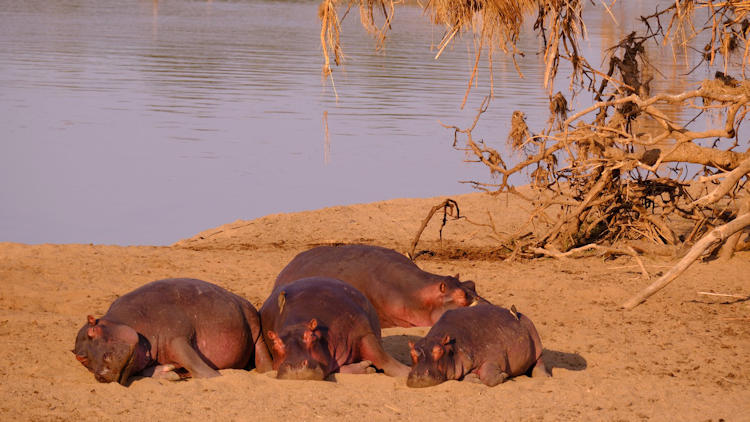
[168,337,221,378]
[358,334,410,377]
[339,360,376,374]
[141,364,181,381]
[531,356,551,378]
[476,361,509,387]
[241,303,273,373]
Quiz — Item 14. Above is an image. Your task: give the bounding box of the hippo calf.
[274,244,487,328]
[260,277,409,380]
[407,304,549,388]
[73,278,273,385]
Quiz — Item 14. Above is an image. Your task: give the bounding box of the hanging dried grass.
[318,0,585,95]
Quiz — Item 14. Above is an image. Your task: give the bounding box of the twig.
[628,246,651,279]
[408,199,460,260]
[697,291,749,299]
[533,242,644,275]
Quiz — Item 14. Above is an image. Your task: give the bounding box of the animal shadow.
[542,349,587,374]
[381,333,427,366]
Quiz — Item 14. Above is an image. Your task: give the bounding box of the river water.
[0,0,713,245]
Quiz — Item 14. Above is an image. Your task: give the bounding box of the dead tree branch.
[622,207,750,309]
[408,199,461,260]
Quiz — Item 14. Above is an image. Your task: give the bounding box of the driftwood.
[534,244,650,279]
[622,209,750,309]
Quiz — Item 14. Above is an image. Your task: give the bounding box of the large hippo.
[260,277,410,380]
[407,304,549,388]
[274,244,487,328]
[72,278,273,385]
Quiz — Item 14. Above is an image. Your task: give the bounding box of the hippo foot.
[339,360,376,374]
[265,370,279,379]
[144,364,181,381]
[476,362,509,387]
[462,373,482,384]
[531,358,552,378]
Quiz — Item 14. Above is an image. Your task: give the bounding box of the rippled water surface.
[0,0,711,245]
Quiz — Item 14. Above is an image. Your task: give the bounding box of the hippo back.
[431,305,544,374]
[274,244,421,292]
[261,276,382,338]
[103,278,249,336]
[274,245,484,328]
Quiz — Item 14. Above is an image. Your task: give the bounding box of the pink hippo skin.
[274,244,487,328]
[260,277,410,380]
[407,304,550,388]
[73,278,273,385]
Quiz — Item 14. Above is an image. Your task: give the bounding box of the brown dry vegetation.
[321,0,750,307]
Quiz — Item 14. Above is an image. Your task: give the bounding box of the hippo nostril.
[302,359,308,368]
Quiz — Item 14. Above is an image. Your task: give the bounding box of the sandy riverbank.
[1,191,748,420]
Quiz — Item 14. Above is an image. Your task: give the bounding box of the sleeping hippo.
[72,278,273,385]
[407,304,549,387]
[260,277,410,380]
[274,244,487,328]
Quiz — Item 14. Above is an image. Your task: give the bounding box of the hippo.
[260,277,410,380]
[274,244,487,328]
[406,304,549,388]
[72,278,273,385]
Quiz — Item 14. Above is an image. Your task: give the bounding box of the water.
[0,0,715,245]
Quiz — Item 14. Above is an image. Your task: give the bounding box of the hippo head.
[426,276,484,325]
[406,334,456,388]
[266,318,332,381]
[72,315,140,385]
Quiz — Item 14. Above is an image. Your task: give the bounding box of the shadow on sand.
[542,349,587,374]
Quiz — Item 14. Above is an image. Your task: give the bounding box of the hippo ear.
[461,280,476,292]
[86,315,97,326]
[267,331,286,355]
[409,344,419,364]
[307,318,318,331]
[74,353,90,366]
[439,282,446,293]
[431,344,445,361]
[441,335,452,345]
[86,325,102,339]
[453,273,460,280]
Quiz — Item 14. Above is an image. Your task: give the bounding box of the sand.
[1,192,748,421]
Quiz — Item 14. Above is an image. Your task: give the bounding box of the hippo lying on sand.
[407,304,549,388]
[260,277,410,380]
[274,244,487,328]
[73,278,273,385]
